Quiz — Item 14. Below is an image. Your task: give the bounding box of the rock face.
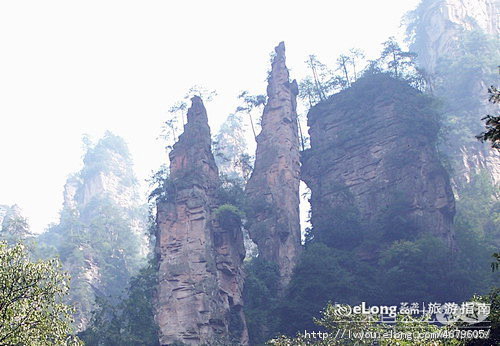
[38,133,147,330]
[155,96,248,345]
[412,0,498,76]
[302,75,456,252]
[410,0,500,189]
[245,42,301,287]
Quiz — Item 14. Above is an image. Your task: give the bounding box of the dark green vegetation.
[78,261,159,346]
[243,258,280,345]
[477,85,500,149]
[298,37,424,109]
[244,74,499,345]
[0,242,81,345]
[271,302,466,345]
[469,288,500,345]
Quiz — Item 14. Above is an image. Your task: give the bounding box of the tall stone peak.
[62,133,140,212]
[266,42,299,113]
[245,41,301,288]
[169,96,218,186]
[155,97,248,345]
[302,74,456,253]
[38,132,147,331]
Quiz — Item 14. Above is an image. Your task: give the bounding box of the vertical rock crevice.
[155,96,248,345]
[245,42,302,288]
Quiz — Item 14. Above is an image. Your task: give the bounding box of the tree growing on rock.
[161,85,217,150]
[477,85,500,150]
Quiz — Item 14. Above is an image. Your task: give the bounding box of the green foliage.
[373,191,420,243]
[378,235,462,304]
[148,164,175,203]
[215,204,244,231]
[161,85,217,149]
[299,50,367,107]
[299,38,424,107]
[38,194,146,327]
[310,204,363,250]
[477,85,500,149]
[292,69,497,339]
[277,221,495,335]
[276,243,376,337]
[431,30,500,146]
[310,73,440,142]
[467,288,500,344]
[270,302,462,345]
[215,176,247,211]
[243,258,281,345]
[235,91,266,141]
[79,261,159,346]
[377,37,423,89]
[58,136,155,343]
[0,241,82,345]
[228,306,245,345]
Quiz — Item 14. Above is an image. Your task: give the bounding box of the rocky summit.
[155,96,248,345]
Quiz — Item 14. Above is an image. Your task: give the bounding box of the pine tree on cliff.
[477,85,500,149]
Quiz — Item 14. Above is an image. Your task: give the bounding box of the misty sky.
[0,0,420,232]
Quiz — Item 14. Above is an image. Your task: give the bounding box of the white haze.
[0,0,420,233]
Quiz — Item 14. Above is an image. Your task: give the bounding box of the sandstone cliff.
[409,0,500,189]
[155,96,248,345]
[245,42,301,288]
[302,75,456,254]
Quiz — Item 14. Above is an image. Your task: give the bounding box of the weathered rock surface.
[245,42,301,287]
[38,133,147,331]
[412,0,498,76]
[410,0,500,189]
[155,96,248,345]
[302,75,456,252]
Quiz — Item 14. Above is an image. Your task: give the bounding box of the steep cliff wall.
[302,75,456,253]
[155,96,248,345]
[409,0,500,189]
[411,0,498,76]
[245,42,301,287]
[37,133,147,330]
